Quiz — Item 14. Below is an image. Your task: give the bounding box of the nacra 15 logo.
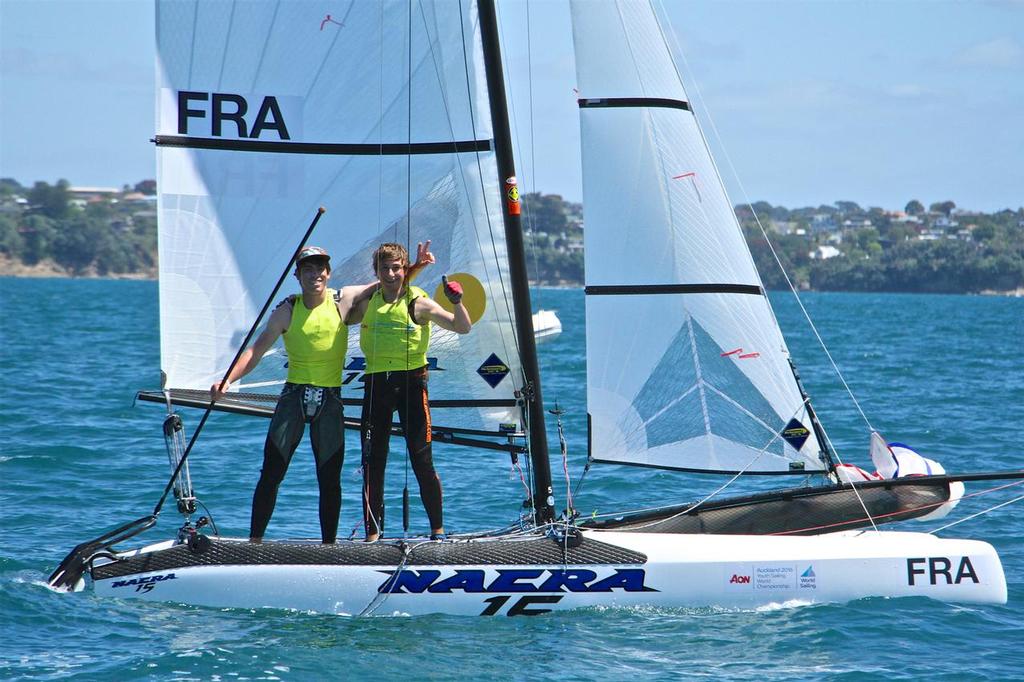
[376,568,654,617]
[378,567,652,595]
[110,573,178,593]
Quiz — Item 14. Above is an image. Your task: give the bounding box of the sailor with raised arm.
[209,245,431,544]
[354,242,472,542]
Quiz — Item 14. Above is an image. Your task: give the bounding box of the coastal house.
[68,186,122,209]
[809,245,842,260]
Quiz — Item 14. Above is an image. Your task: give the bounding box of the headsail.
[571,1,826,474]
[155,1,524,437]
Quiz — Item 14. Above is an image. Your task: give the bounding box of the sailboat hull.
[84,530,1006,615]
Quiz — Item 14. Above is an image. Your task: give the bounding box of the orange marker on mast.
[505,176,521,216]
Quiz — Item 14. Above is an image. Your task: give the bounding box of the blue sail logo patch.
[781,418,811,451]
[477,353,510,388]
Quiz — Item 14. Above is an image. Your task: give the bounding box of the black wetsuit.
[251,383,345,543]
[360,366,443,536]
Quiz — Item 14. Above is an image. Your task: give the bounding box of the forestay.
[571,0,826,474]
[155,0,523,435]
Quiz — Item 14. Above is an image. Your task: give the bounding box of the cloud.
[884,84,933,99]
[0,44,149,90]
[954,37,1023,68]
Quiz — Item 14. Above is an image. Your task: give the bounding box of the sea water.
[1,278,1022,680]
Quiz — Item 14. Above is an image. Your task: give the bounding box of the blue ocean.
[2,278,1022,680]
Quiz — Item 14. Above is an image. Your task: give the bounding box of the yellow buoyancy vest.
[360,286,430,373]
[283,289,347,387]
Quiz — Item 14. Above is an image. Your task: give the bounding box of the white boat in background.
[48,0,1020,615]
[532,309,562,341]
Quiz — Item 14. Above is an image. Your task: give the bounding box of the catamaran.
[49,0,1020,615]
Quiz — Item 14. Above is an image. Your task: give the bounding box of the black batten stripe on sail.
[578,97,691,111]
[153,135,492,155]
[585,283,764,296]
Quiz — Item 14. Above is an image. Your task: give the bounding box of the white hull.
[89,530,1006,616]
[532,310,562,341]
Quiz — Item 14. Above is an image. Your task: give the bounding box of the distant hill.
[2,179,1022,293]
[0,179,157,278]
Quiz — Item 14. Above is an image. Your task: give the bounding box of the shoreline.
[0,256,157,280]
[1,260,1020,297]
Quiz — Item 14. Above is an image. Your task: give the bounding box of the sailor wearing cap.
[210,243,434,544]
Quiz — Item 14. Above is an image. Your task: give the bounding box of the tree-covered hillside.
[3,179,1022,293]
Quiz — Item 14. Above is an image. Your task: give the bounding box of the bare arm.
[415,296,472,334]
[210,303,291,399]
[340,282,379,325]
[340,240,435,324]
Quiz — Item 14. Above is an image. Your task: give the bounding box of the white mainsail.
[155,1,523,434]
[571,0,826,474]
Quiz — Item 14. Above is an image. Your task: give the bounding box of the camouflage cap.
[295,246,330,265]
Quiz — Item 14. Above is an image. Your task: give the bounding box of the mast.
[478,0,555,524]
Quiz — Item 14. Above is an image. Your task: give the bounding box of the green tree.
[27,179,72,219]
[134,179,157,195]
[905,200,925,215]
[972,224,996,242]
[0,178,23,198]
[0,214,25,258]
[51,214,106,273]
[929,200,956,216]
[523,193,568,235]
[20,214,57,264]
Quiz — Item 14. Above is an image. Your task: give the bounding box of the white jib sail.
[570,0,826,474]
[155,1,523,435]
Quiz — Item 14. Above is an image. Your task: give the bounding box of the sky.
[1,0,1022,213]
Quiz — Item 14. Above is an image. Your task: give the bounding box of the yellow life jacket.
[359,286,430,373]
[283,288,347,386]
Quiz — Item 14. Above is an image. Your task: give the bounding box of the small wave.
[754,598,818,612]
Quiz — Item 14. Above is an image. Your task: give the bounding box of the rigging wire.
[403,0,414,540]
[497,0,545,309]
[152,207,326,518]
[773,479,1024,536]
[358,0,389,543]
[583,398,876,531]
[455,0,541,524]
[494,0,546,526]
[455,0,523,371]
[929,480,1024,534]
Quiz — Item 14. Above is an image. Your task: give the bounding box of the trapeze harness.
[251,289,348,543]
[359,285,443,536]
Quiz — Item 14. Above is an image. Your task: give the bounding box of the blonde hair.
[372,242,409,273]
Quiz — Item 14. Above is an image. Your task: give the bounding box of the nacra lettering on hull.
[110,572,178,593]
[378,568,654,595]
